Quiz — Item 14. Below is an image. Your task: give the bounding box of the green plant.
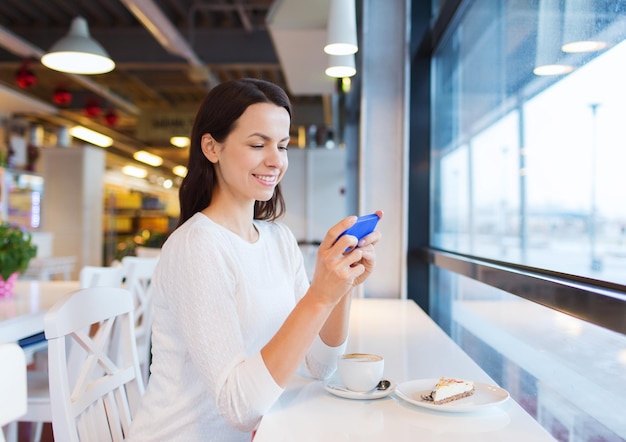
[0,222,38,280]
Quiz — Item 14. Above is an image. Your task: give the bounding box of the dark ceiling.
[0,0,326,174]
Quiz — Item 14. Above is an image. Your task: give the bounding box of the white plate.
[395,378,509,412]
[324,380,396,400]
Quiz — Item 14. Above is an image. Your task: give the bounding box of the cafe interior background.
[1,0,625,441]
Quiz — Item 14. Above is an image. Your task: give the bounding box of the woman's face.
[203,102,290,204]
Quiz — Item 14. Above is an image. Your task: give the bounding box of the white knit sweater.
[127,213,345,441]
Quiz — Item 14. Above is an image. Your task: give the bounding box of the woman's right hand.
[308,215,374,306]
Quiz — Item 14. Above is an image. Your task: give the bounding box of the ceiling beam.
[0,27,278,65]
[119,0,216,89]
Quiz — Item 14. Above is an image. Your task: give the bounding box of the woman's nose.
[265,146,285,167]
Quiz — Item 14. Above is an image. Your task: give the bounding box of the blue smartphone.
[338,213,380,248]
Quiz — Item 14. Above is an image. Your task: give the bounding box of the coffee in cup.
[337,353,384,392]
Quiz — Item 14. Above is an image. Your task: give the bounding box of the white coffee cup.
[337,353,384,392]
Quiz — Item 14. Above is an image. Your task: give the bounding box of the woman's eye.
[251,144,264,149]
[279,145,288,151]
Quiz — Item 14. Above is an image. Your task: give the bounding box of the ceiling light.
[41,17,115,75]
[122,165,148,179]
[561,0,607,53]
[172,165,188,178]
[562,41,607,53]
[533,0,574,76]
[133,150,163,167]
[325,54,356,78]
[324,0,358,56]
[533,64,575,76]
[170,136,190,148]
[69,126,113,147]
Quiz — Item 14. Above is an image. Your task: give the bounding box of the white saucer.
[324,380,395,400]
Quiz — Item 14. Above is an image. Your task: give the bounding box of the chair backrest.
[0,343,27,441]
[44,287,144,442]
[79,265,124,288]
[121,256,159,383]
[135,246,161,258]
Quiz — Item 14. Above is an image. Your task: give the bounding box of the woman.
[127,78,382,441]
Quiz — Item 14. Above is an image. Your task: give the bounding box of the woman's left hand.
[349,210,382,287]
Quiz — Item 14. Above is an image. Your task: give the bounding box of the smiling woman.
[125,78,382,441]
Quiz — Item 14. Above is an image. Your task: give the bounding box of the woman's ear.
[201,134,219,163]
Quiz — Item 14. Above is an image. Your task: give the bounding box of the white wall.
[41,146,105,276]
[281,147,348,242]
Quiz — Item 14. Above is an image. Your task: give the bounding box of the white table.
[21,256,77,281]
[0,280,80,343]
[254,298,555,441]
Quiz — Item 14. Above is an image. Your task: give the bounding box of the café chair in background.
[79,265,124,288]
[16,264,125,442]
[45,287,145,441]
[0,344,27,442]
[135,246,161,258]
[121,256,159,385]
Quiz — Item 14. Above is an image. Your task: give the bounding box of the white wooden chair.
[0,343,27,442]
[15,265,125,442]
[45,287,144,442]
[79,265,124,288]
[121,256,159,384]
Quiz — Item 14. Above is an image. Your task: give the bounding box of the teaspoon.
[376,379,391,390]
[326,379,392,394]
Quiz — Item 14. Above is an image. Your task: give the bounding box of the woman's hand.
[348,210,382,286]
[309,211,383,305]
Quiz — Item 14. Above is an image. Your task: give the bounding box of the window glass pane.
[431,266,626,441]
[431,0,626,284]
[431,0,442,17]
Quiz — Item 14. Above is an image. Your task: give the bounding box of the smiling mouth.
[254,174,278,184]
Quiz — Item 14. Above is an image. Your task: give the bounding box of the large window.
[424,1,626,441]
[432,1,626,283]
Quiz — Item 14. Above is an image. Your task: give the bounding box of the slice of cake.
[422,377,475,404]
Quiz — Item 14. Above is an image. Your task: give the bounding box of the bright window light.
[133,150,163,167]
[69,126,113,147]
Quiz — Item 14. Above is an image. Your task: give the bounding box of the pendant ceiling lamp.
[561,0,607,53]
[325,54,356,78]
[41,17,115,75]
[533,0,574,76]
[324,0,358,56]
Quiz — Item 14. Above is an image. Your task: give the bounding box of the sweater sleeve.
[276,222,347,380]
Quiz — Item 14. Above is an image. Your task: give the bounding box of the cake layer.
[433,386,475,404]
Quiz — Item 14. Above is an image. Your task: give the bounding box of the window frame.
[407,0,626,337]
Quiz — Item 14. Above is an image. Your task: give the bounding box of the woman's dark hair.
[177,78,292,227]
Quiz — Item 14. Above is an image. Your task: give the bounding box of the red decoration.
[53,87,72,107]
[104,109,119,126]
[84,98,101,117]
[15,60,36,89]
